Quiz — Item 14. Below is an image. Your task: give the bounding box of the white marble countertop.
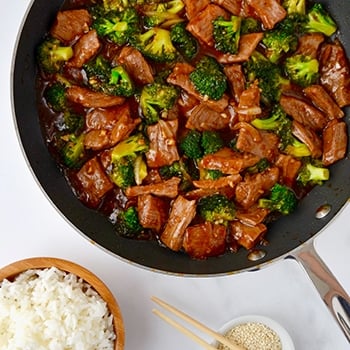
[1,1,349,349]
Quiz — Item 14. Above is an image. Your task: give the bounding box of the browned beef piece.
[167,63,229,112]
[137,194,168,232]
[319,41,350,108]
[230,221,267,250]
[126,177,181,198]
[235,122,280,161]
[304,85,344,120]
[246,0,286,29]
[75,157,114,208]
[295,33,325,58]
[186,4,228,47]
[235,206,270,226]
[235,167,279,209]
[212,0,242,15]
[291,120,322,158]
[200,147,260,174]
[85,105,127,131]
[216,33,264,64]
[66,86,125,108]
[50,9,92,43]
[117,46,154,85]
[84,130,110,151]
[236,81,261,121]
[146,119,180,168]
[183,0,210,19]
[68,30,100,68]
[224,64,246,102]
[160,195,197,251]
[185,103,231,131]
[280,94,327,131]
[275,153,302,187]
[192,174,242,190]
[110,115,141,146]
[322,120,348,166]
[183,222,227,259]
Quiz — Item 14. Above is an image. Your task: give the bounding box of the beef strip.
[235,206,270,226]
[280,94,328,131]
[230,221,267,250]
[291,120,322,158]
[200,147,260,174]
[235,122,280,161]
[125,177,181,198]
[322,120,348,166]
[137,194,168,232]
[319,40,350,108]
[146,119,180,168]
[186,4,228,47]
[192,174,242,190]
[75,157,114,208]
[236,81,262,121]
[116,46,154,85]
[295,33,325,58]
[183,222,227,259]
[224,64,246,103]
[50,9,92,43]
[167,63,229,112]
[183,0,210,19]
[185,103,231,131]
[246,0,286,29]
[275,153,302,188]
[85,105,128,131]
[66,86,125,108]
[304,85,344,120]
[216,33,264,64]
[211,0,242,15]
[160,195,197,251]
[67,30,100,68]
[235,167,280,209]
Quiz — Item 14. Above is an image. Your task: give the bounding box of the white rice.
[0,267,116,350]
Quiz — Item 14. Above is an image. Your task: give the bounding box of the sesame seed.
[217,322,282,350]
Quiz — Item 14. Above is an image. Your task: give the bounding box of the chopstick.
[151,296,245,350]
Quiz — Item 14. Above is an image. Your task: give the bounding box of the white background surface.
[1,1,349,349]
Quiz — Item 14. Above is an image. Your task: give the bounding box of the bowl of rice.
[0,257,124,350]
[213,314,294,350]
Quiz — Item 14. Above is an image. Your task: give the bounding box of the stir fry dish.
[36,0,350,260]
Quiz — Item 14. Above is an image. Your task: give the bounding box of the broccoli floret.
[241,17,261,34]
[305,3,337,36]
[44,82,67,112]
[201,131,225,155]
[84,55,134,97]
[212,15,241,54]
[179,129,203,159]
[189,56,228,101]
[93,7,140,46]
[159,160,193,190]
[101,0,144,12]
[115,206,143,237]
[297,160,330,186]
[198,194,236,225]
[258,183,297,215]
[262,14,306,63]
[282,0,306,14]
[246,158,270,174]
[63,111,84,133]
[284,54,319,87]
[110,133,148,188]
[143,0,184,27]
[61,133,85,168]
[170,22,198,60]
[37,37,73,74]
[199,168,223,180]
[244,51,290,104]
[140,82,179,124]
[285,138,311,157]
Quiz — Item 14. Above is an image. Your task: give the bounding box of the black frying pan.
[12,0,350,275]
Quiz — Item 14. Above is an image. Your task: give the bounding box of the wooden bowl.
[0,257,125,350]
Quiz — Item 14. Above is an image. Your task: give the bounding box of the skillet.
[12,0,350,275]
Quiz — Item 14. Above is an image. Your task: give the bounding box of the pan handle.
[289,242,350,342]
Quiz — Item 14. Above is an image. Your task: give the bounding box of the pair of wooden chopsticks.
[151,296,245,350]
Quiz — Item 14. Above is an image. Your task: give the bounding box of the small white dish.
[213,314,295,350]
